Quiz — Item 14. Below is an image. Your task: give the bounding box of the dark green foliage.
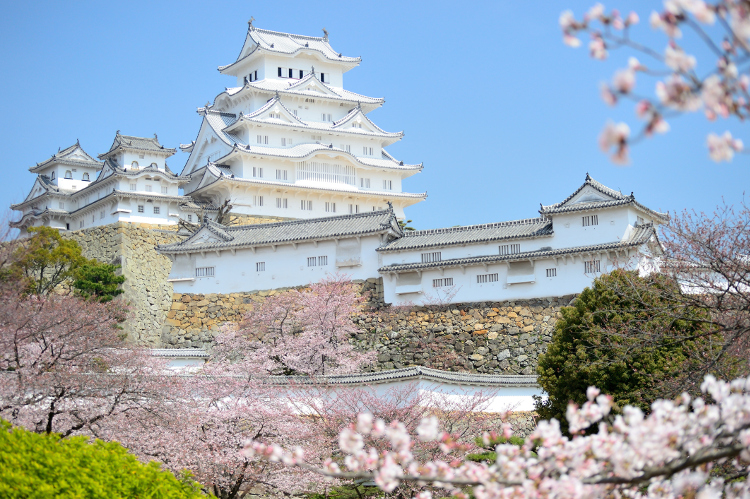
[72,262,125,302]
[535,269,713,435]
[0,420,208,498]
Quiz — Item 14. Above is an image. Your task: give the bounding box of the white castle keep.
[11,23,667,307]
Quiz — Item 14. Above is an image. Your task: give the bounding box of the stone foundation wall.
[162,278,384,348]
[65,223,183,345]
[163,281,573,374]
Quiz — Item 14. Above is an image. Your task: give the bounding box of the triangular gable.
[555,174,627,208]
[332,106,393,135]
[184,222,234,246]
[22,177,54,203]
[237,96,305,126]
[287,73,340,98]
[181,117,234,176]
[61,143,101,166]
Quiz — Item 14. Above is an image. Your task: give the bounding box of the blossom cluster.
[560,1,748,164]
[244,374,750,498]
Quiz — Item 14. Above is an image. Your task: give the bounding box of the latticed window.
[256,262,265,272]
[477,273,499,283]
[499,244,521,255]
[433,278,453,287]
[196,267,215,278]
[421,252,441,263]
[298,161,355,185]
[582,215,599,226]
[546,268,557,277]
[584,260,601,273]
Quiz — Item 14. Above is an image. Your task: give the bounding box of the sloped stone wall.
[65,223,183,345]
[162,281,572,375]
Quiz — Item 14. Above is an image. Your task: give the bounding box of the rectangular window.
[362,146,373,155]
[161,186,168,194]
[433,278,454,288]
[276,198,288,208]
[58,202,64,209]
[145,185,152,192]
[187,214,192,222]
[99,210,105,219]
[340,144,351,153]
[307,256,317,267]
[320,72,325,83]
[325,202,336,213]
[137,205,144,213]
[321,113,332,122]
[584,260,601,273]
[256,135,269,145]
[546,268,557,277]
[269,112,280,119]
[293,109,298,116]
[499,244,521,255]
[298,69,303,79]
[195,267,215,278]
[582,215,599,226]
[421,252,442,263]
[298,161,355,185]
[253,167,263,178]
[636,216,644,226]
[318,255,328,266]
[79,221,83,228]
[253,195,264,207]
[311,134,322,141]
[130,183,137,191]
[383,179,393,190]
[276,169,288,180]
[477,273,499,283]
[256,262,265,272]
[281,138,294,147]
[153,206,160,214]
[360,178,371,189]
[278,67,282,77]
[288,68,293,78]
[348,204,360,214]
[301,200,313,211]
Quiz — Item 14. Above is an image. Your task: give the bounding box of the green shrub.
[535,269,713,435]
[0,420,208,498]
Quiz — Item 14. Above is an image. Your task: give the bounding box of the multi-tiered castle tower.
[179,22,425,220]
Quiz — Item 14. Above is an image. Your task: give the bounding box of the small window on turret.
[131,161,139,169]
[321,73,326,83]
[83,173,90,181]
[51,171,55,180]
[64,171,72,179]
[151,163,157,168]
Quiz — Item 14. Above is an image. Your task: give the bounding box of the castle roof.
[29,142,102,173]
[379,223,659,273]
[157,207,402,254]
[216,73,384,110]
[219,26,360,76]
[378,218,553,252]
[540,173,669,222]
[98,132,176,160]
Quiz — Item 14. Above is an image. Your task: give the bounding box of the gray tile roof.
[269,366,539,387]
[98,132,177,159]
[190,163,426,201]
[220,75,383,108]
[151,348,209,358]
[157,206,402,254]
[29,141,103,173]
[379,224,659,273]
[540,174,669,222]
[378,218,553,252]
[219,27,361,75]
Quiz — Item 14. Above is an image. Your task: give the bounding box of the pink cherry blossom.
[707,131,744,161]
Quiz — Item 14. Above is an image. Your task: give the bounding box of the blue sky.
[1,0,746,230]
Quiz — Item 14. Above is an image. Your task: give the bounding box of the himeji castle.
[11,23,668,308]
[11,133,192,234]
[178,22,426,220]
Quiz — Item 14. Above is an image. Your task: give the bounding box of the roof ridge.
[404,217,549,237]
[253,27,327,42]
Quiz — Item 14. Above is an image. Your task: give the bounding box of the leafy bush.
[72,262,125,302]
[0,420,208,498]
[535,269,714,434]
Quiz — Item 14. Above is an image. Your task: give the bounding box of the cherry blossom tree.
[245,373,750,498]
[560,1,749,163]
[213,274,376,377]
[0,287,174,438]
